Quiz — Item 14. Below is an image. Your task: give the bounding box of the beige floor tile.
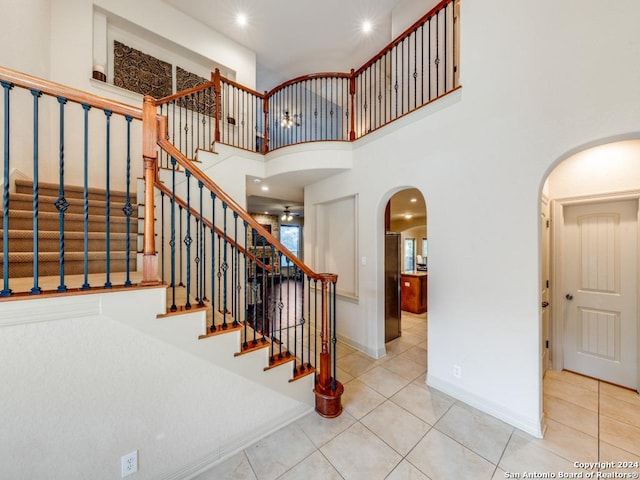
[543,376,598,412]
[385,337,414,357]
[358,366,411,398]
[544,370,599,392]
[417,339,427,350]
[335,341,356,360]
[435,402,513,464]
[600,415,640,457]
[600,392,640,429]
[600,382,640,405]
[244,423,317,480]
[390,383,455,425]
[532,418,598,463]
[278,451,342,480]
[599,441,640,467]
[381,354,426,381]
[491,468,507,480]
[193,452,257,480]
[335,366,354,384]
[295,410,356,448]
[543,394,598,437]
[407,429,495,480]
[341,379,386,419]
[386,460,430,480]
[321,422,402,480]
[361,400,431,455]
[339,351,377,378]
[499,431,579,475]
[400,345,427,366]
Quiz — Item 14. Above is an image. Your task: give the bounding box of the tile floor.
[195,312,640,480]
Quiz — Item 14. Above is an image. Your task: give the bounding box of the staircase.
[0,179,138,280]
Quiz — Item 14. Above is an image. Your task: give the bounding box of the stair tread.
[0,250,135,262]
[1,210,134,222]
[0,229,133,239]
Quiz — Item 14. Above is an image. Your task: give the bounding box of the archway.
[540,140,640,442]
[383,188,428,359]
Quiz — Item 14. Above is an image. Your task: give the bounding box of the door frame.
[550,190,640,390]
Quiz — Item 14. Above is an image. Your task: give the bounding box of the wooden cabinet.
[401,272,428,314]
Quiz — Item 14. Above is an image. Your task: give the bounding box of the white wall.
[0,289,305,479]
[302,0,640,436]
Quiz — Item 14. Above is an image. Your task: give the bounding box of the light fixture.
[236,13,247,27]
[410,198,417,203]
[404,214,413,219]
[261,185,269,191]
[281,111,300,129]
[362,20,373,34]
[281,207,293,222]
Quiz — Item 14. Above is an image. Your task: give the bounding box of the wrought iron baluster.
[314,279,318,367]
[1,81,13,297]
[242,220,248,347]
[260,236,267,342]
[55,96,68,292]
[299,271,306,371]
[195,215,200,303]
[184,170,192,309]
[444,3,448,92]
[103,109,112,289]
[160,190,165,284]
[30,89,42,295]
[197,181,204,307]
[179,204,184,286]
[232,211,239,326]
[210,192,217,331]
[169,157,177,312]
[307,276,312,368]
[81,103,91,290]
[221,202,228,326]
[331,280,338,390]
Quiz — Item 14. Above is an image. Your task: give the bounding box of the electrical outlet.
[453,365,462,378]
[121,451,138,478]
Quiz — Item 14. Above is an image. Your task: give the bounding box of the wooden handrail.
[354,0,453,76]
[153,181,272,272]
[265,72,352,98]
[156,116,334,282]
[220,74,264,99]
[154,80,216,106]
[0,66,143,119]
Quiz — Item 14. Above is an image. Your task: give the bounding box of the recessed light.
[253,178,261,184]
[236,13,247,27]
[410,198,417,203]
[404,214,413,219]
[264,211,269,215]
[261,185,269,191]
[362,20,372,34]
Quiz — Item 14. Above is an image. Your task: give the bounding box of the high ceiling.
[163,0,431,216]
[163,0,408,92]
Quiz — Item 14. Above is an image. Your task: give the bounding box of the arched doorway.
[542,139,640,391]
[384,188,428,353]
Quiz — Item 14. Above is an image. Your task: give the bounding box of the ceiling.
[163,0,407,92]
[163,0,427,217]
[389,188,427,231]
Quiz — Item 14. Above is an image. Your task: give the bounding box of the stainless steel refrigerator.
[385,233,401,342]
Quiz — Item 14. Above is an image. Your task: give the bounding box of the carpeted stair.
[0,179,138,278]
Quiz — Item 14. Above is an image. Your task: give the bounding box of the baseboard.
[426,373,544,438]
[162,403,314,480]
[336,332,385,359]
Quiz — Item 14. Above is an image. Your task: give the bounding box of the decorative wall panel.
[176,66,216,115]
[113,40,172,98]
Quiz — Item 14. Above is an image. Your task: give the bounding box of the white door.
[562,199,638,388]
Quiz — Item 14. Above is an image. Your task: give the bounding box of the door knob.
[565,294,573,300]
[541,301,549,308]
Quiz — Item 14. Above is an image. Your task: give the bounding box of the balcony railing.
[153,0,458,160]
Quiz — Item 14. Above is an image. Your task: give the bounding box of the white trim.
[161,404,313,480]
[550,190,640,391]
[0,295,102,327]
[427,373,545,438]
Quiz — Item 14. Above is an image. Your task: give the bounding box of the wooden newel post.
[141,95,159,285]
[314,274,344,418]
[349,69,356,141]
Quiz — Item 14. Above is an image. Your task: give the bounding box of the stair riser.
[15,184,130,203]
[5,216,139,234]
[8,197,138,217]
[0,236,136,253]
[1,258,137,278]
